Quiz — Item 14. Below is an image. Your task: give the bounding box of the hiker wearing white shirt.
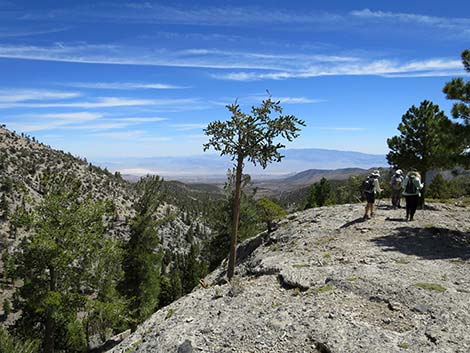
[402,171,424,221]
[390,169,404,209]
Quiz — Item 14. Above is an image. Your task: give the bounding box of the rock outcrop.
[108,203,470,353]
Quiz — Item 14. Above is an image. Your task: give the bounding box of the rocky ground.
[108,202,470,353]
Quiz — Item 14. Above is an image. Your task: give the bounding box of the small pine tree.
[256,198,286,233]
[3,298,12,316]
[305,177,336,209]
[0,193,9,220]
[427,174,451,200]
[204,98,305,279]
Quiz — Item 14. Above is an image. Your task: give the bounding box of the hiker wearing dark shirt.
[402,171,424,221]
[363,170,382,220]
[390,169,404,209]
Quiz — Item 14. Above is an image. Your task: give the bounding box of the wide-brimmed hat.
[395,169,403,175]
[371,170,380,177]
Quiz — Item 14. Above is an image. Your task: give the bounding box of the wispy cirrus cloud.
[0,43,358,71]
[213,58,464,81]
[28,112,101,121]
[0,42,464,82]
[12,3,470,38]
[90,130,171,141]
[0,89,80,102]
[0,97,198,109]
[351,8,470,28]
[275,96,326,104]
[171,123,207,131]
[66,81,188,90]
[116,117,167,123]
[0,26,69,38]
[350,9,470,40]
[4,111,169,133]
[15,3,341,27]
[210,94,324,106]
[90,130,146,139]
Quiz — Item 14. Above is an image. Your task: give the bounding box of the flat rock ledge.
[108,203,470,353]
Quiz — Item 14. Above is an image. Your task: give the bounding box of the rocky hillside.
[0,126,212,280]
[108,202,470,353]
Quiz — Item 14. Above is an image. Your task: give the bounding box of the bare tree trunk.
[44,318,55,353]
[227,156,243,280]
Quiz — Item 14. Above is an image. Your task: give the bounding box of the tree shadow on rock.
[384,217,407,222]
[371,227,470,261]
[340,217,367,229]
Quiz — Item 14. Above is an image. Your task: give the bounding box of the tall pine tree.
[9,177,122,353]
[443,49,470,165]
[387,100,464,203]
[121,176,163,328]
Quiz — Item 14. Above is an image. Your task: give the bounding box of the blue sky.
[1,0,470,162]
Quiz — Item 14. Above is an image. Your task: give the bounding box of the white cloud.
[74,123,132,131]
[0,43,360,72]
[0,27,69,38]
[382,71,470,78]
[20,3,342,27]
[213,58,465,81]
[275,97,326,104]
[33,112,101,121]
[116,117,168,123]
[171,123,207,131]
[66,82,188,90]
[5,111,104,132]
[6,120,132,133]
[1,42,463,83]
[350,9,470,38]
[0,90,80,102]
[90,130,145,139]
[0,97,196,109]
[351,8,467,26]
[90,130,171,141]
[211,94,324,106]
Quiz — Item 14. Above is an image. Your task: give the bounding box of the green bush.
[0,326,40,353]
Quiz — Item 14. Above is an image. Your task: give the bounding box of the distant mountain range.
[281,167,369,186]
[101,148,387,181]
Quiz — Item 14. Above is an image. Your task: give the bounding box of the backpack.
[362,177,375,194]
[405,178,418,194]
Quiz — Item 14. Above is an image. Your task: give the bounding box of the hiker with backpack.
[390,169,404,209]
[362,170,382,220]
[402,171,424,221]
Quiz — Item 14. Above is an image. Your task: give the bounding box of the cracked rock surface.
[108,203,470,353]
